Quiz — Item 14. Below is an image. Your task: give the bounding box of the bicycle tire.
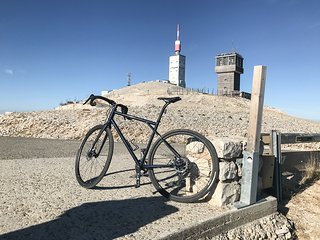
[75,124,114,188]
[148,129,219,203]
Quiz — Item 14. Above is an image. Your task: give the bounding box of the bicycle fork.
[88,128,108,158]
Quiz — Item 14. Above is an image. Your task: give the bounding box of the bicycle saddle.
[157,97,181,104]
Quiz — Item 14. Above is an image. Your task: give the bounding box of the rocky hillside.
[1,82,320,147]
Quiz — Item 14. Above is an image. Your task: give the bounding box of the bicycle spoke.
[155,171,179,182]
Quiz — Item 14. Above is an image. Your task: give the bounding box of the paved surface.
[0,136,131,160]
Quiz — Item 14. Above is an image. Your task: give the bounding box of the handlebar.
[83,94,116,106]
[83,94,180,121]
[83,94,128,116]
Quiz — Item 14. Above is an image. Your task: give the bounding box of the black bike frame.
[99,102,180,170]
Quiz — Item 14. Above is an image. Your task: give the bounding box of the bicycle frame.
[96,102,180,170]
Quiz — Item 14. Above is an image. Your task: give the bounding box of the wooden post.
[247,66,267,152]
[236,66,267,207]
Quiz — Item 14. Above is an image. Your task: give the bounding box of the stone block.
[209,181,240,207]
[185,142,212,194]
[186,141,205,154]
[219,161,238,181]
[208,137,245,159]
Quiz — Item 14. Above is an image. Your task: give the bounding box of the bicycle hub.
[174,157,189,174]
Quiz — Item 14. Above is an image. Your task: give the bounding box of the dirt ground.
[284,178,320,240]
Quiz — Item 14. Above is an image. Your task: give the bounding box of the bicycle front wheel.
[148,129,219,203]
[75,124,114,188]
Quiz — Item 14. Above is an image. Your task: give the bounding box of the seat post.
[156,102,170,124]
[155,96,181,125]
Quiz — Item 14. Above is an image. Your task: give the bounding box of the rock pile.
[212,212,295,240]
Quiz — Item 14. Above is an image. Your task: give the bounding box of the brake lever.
[83,98,90,105]
[83,94,95,106]
[118,104,131,120]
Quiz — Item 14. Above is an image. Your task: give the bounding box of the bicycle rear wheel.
[148,129,219,203]
[75,124,114,188]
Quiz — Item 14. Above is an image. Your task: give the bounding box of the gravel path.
[0,137,224,240]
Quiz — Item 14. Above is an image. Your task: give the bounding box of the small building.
[215,52,244,96]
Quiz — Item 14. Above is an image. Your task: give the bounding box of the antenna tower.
[231,40,237,53]
[127,72,131,86]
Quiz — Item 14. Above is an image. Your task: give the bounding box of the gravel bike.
[75,94,219,203]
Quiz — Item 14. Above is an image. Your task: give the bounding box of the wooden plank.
[280,133,320,144]
[261,155,275,189]
[261,133,271,145]
[261,132,320,145]
[247,66,267,152]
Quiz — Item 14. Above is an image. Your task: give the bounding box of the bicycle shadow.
[91,168,152,190]
[1,196,178,240]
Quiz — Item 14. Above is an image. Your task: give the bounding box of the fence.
[167,86,252,99]
[167,86,214,95]
[260,132,320,202]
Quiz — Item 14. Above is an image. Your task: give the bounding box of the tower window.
[229,56,235,65]
[236,56,243,67]
[224,87,228,95]
[223,57,228,65]
[217,58,223,66]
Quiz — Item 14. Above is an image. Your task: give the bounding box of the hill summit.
[0,81,319,147]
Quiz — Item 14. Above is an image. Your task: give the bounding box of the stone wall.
[207,137,246,207]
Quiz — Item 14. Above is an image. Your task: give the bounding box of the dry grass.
[286,153,320,240]
[299,153,320,185]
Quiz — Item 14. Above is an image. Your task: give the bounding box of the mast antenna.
[174,24,181,54]
[231,39,237,53]
[127,72,131,86]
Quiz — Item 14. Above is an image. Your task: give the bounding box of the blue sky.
[0,0,319,120]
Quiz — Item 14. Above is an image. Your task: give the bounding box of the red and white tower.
[175,24,181,54]
[169,24,186,87]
